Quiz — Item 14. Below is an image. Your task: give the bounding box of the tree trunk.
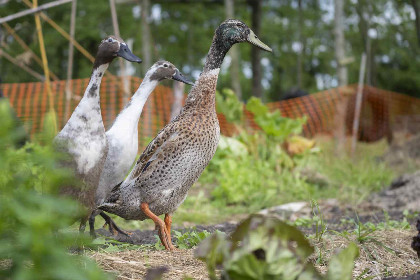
[334,0,348,86]
[140,0,152,74]
[333,0,349,154]
[249,0,262,98]
[296,0,303,89]
[411,0,420,47]
[110,0,130,106]
[171,81,184,121]
[225,0,242,99]
[356,0,372,86]
[140,0,152,136]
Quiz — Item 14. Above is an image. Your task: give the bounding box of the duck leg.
[79,215,89,233]
[164,214,173,245]
[141,202,175,250]
[99,212,132,236]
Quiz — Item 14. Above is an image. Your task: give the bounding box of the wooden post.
[351,53,367,155]
[109,0,130,106]
[33,0,57,133]
[64,0,77,122]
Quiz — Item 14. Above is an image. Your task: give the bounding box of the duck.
[90,60,193,235]
[54,36,142,237]
[99,19,272,250]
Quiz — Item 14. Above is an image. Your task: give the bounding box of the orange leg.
[141,203,175,250]
[164,214,173,245]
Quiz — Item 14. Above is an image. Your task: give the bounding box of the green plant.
[0,102,110,280]
[246,97,306,141]
[216,88,244,124]
[196,214,359,280]
[174,229,212,249]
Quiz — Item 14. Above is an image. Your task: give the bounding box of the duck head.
[93,36,142,68]
[216,19,272,52]
[204,19,272,72]
[148,60,194,85]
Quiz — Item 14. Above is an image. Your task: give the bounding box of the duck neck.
[109,76,158,134]
[203,36,231,73]
[184,35,230,109]
[81,63,109,103]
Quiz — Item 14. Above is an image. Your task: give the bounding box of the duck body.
[95,61,193,207]
[102,68,220,220]
[55,64,109,210]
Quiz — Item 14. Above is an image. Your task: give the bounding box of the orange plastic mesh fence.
[1,78,420,147]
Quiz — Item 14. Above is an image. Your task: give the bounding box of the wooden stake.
[351,53,367,155]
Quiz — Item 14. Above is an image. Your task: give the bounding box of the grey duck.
[99,20,272,250]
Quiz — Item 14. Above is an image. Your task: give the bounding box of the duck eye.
[163,64,168,68]
[108,38,113,43]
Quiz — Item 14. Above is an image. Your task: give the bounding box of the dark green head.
[204,19,272,72]
[216,19,272,52]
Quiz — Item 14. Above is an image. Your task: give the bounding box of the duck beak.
[117,44,142,63]
[172,69,194,86]
[247,29,272,52]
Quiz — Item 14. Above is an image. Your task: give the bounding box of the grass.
[102,136,395,230]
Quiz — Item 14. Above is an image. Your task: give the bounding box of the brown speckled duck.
[55,36,141,237]
[99,19,272,250]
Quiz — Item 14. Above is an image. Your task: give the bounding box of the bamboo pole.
[33,0,57,133]
[21,0,93,62]
[351,53,367,155]
[0,49,45,81]
[64,0,77,122]
[22,0,114,78]
[0,0,72,24]
[2,22,59,81]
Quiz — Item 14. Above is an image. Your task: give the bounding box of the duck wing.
[126,121,181,183]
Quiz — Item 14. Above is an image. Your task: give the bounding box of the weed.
[174,229,213,249]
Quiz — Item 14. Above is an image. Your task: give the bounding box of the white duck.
[54,36,142,237]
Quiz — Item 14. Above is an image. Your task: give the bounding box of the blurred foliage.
[0,1,419,99]
[246,97,306,141]
[0,101,111,280]
[202,95,314,211]
[173,229,213,249]
[216,89,243,124]
[195,214,359,280]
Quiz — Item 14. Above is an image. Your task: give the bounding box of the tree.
[248,0,262,98]
[225,0,242,99]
